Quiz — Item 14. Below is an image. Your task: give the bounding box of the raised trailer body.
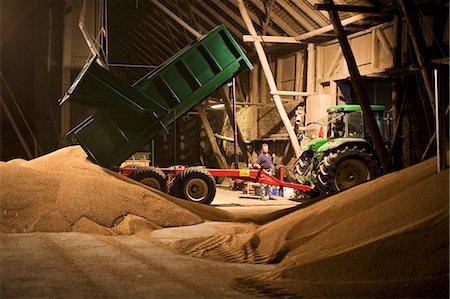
[61,25,312,204]
[61,25,252,169]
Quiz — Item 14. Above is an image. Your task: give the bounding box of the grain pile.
[0,146,205,234]
[173,158,449,298]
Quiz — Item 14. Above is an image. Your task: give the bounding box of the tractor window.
[347,111,364,138]
[328,112,345,138]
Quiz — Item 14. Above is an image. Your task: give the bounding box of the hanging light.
[211,103,225,109]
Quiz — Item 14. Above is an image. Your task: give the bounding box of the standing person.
[254,143,275,200]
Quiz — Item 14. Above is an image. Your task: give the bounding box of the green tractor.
[294,104,387,196]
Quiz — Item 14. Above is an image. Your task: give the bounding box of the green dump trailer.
[60,25,253,169]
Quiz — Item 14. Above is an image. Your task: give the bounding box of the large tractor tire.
[317,146,382,194]
[294,150,314,183]
[179,167,216,205]
[131,166,169,193]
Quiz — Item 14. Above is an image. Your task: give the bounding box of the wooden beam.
[315,4,381,13]
[277,0,317,31]
[294,52,305,102]
[219,88,251,163]
[243,35,301,44]
[294,13,369,41]
[197,1,243,39]
[306,43,316,93]
[291,0,329,27]
[250,0,299,36]
[324,0,389,170]
[270,90,314,96]
[193,3,251,52]
[149,0,202,38]
[228,0,280,36]
[197,107,229,169]
[210,0,251,34]
[375,27,393,52]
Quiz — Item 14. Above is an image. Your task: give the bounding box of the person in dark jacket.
[254,143,275,200]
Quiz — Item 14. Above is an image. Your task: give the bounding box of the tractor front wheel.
[317,146,382,194]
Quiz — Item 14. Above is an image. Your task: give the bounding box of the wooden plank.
[324,47,343,78]
[276,0,317,31]
[250,64,259,103]
[294,52,304,102]
[375,27,393,52]
[315,4,381,13]
[197,107,229,169]
[371,28,379,69]
[219,88,251,163]
[306,43,316,93]
[243,35,301,44]
[249,0,299,36]
[210,0,249,33]
[227,0,279,35]
[295,13,368,41]
[291,0,330,27]
[197,1,244,39]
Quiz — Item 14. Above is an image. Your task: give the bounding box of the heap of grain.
[0,146,205,234]
[173,157,449,298]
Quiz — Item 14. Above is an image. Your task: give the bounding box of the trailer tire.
[180,167,216,205]
[317,146,381,194]
[123,164,142,169]
[131,166,169,193]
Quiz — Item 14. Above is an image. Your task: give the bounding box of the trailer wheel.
[317,146,381,194]
[131,166,169,193]
[180,167,216,205]
[123,164,142,169]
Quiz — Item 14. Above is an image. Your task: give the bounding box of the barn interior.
[1,0,449,298]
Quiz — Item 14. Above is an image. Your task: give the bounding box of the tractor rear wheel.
[131,166,169,193]
[317,146,381,194]
[180,167,216,205]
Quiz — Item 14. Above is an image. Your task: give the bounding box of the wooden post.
[237,0,302,159]
[324,0,389,170]
[219,87,250,163]
[307,43,316,93]
[197,107,229,169]
[398,0,435,117]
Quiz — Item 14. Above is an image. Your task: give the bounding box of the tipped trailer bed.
[61,25,312,204]
[61,25,252,169]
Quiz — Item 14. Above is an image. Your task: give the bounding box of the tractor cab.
[327,104,386,141]
[294,104,387,196]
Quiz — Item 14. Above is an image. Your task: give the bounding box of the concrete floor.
[1,188,297,299]
[212,187,300,217]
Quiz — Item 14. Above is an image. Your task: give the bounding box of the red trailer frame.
[120,165,312,192]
